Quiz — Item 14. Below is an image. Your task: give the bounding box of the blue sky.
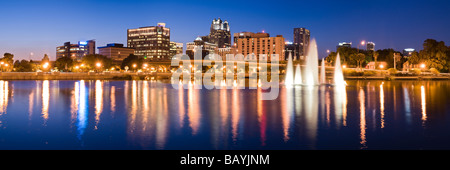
[1,0,449,60]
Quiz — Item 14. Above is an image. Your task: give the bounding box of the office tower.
[98,43,135,62]
[336,42,352,51]
[403,48,416,57]
[127,22,170,60]
[56,40,96,60]
[234,32,285,61]
[186,37,218,60]
[366,42,375,51]
[202,18,231,48]
[169,42,184,58]
[293,28,310,60]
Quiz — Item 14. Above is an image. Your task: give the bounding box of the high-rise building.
[366,42,375,51]
[284,41,299,61]
[169,42,184,58]
[127,22,170,60]
[202,18,231,48]
[56,40,96,60]
[293,28,310,60]
[98,43,135,62]
[337,42,352,50]
[186,37,218,60]
[234,32,285,61]
[403,48,416,57]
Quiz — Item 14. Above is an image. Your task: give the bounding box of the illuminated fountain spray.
[334,53,345,87]
[284,51,294,86]
[294,64,302,85]
[304,39,319,86]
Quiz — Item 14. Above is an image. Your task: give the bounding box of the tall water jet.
[285,51,294,86]
[320,58,326,84]
[304,39,319,86]
[334,53,345,87]
[294,64,302,85]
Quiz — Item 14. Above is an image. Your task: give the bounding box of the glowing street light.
[420,63,426,69]
[43,62,49,69]
[379,64,384,69]
[133,64,137,68]
[342,65,347,69]
[96,62,102,68]
[361,40,366,46]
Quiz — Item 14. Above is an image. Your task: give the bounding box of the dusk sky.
[1,0,450,60]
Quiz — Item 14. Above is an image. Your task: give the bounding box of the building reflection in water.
[110,86,116,114]
[126,81,170,149]
[94,80,103,129]
[188,81,201,135]
[334,85,347,127]
[281,87,294,142]
[231,87,240,142]
[257,87,266,146]
[0,81,9,114]
[77,80,88,141]
[380,82,385,129]
[421,85,427,126]
[403,84,412,125]
[42,80,49,124]
[359,87,367,149]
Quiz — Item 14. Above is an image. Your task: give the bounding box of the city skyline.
[1,0,450,60]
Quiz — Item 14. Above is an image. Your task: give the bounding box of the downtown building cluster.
[56,18,311,63]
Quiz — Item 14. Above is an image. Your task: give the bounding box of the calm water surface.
[0,80,449,150]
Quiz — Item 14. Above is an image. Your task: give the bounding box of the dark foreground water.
[0,80,449,150]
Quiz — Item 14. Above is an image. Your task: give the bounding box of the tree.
[55,57,74,72]
[121,54,143,70]
[355,53,366,69]
[419,39,449,72]
[325,52,337,65]
[81,54,113,70]
[373,51,379,68]
[408,51,420,65]
[13,60,33,72]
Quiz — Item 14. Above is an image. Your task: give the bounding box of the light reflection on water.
[0,80,449,150]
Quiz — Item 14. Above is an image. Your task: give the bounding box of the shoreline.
[0,72,448,81]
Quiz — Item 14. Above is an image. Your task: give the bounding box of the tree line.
[326,39,450,73]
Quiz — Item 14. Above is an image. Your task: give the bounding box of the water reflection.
[0,80,447,149]
[95,80,103,129]
[77,80,88,141]
[421,85,427,126]
[188,82,201,135]
[42,80,49,124]
[380,83,385,129]
[359,88,367,149]
[0,81,9,114]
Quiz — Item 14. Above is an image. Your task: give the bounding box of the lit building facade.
[127,23,170,60]
[366,42,375,51]
[98,43,135,62]
[293,28,310,60]
[201,18,231,48]
[337,42,352,50]
[234,32,285,61]
[186,37,218,60]
[56,40,96,60]
[403,48,416,57]
[169,42,184,58]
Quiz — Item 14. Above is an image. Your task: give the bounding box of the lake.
[0,80,449,150]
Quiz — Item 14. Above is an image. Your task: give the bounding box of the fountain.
[285,51,294,86]
[334,53,345,87]
[320,58,326,84]
[304,39,319,86]
[284,39,344,87]
[294,64,302,85]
